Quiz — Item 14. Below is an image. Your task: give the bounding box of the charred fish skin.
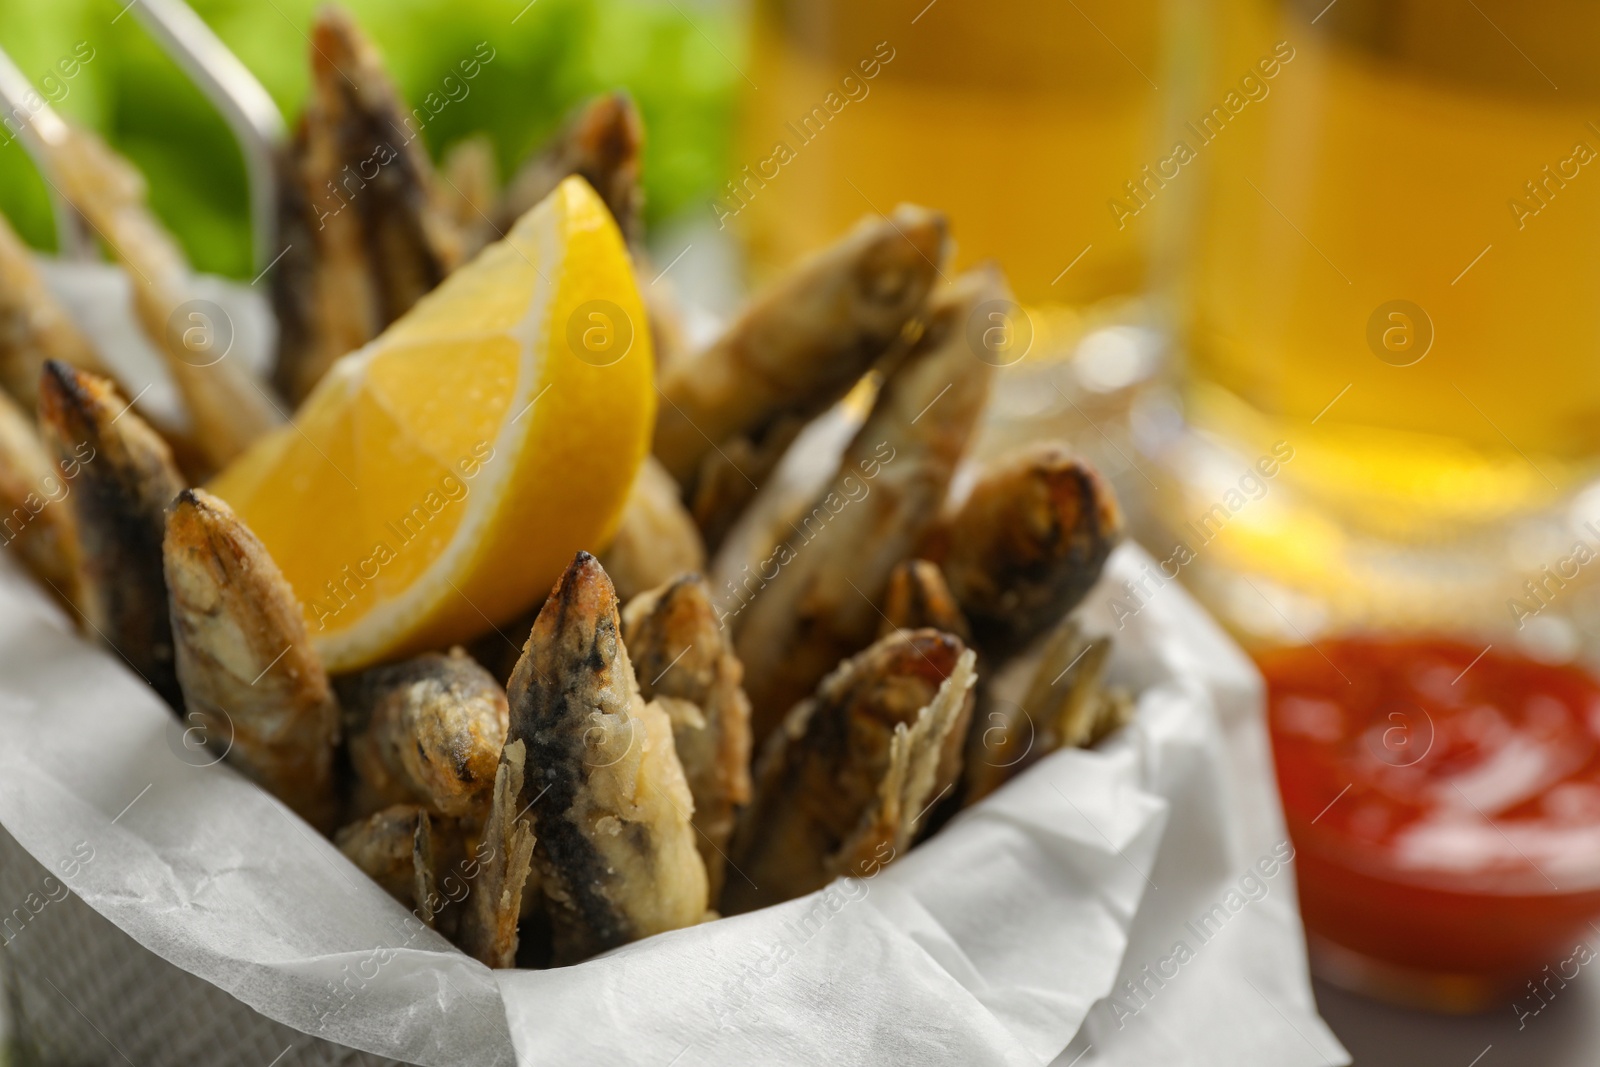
[731,267,1001,742]
[37,361,184,708]
[164,489,340,831]
[336,647,509,820]
[937,443,1122,656]
[274,7,461,404]
[652,206,949,486]
[622,573,754,898]
[0,388,83,611]
[723,628,969,914]
[490,92,644,246]
[507,552,706,965]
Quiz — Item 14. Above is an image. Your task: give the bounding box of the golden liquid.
[1186,0,1600,537]
[736,0,1163,306]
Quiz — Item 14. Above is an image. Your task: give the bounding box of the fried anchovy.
[272,6,462,404]
[0,212,108,410]
[732,268,1000,742]
[41,124,281,472]
[457,738,537,968]
[652,206,948,487]
[488,92,643,247]
[337,647,509,821]
[936,443,1122,656]
[0,388,82,611]
[723,629,973,914]
[335,803,436,917]
[877,559,971,642]
[37,361,184,707]
[506,552,707,965]
[831,647,975,875]
[165,489,341,830]
[599,456,706,605]
[622,574,753,900]
[961,620,1114,808]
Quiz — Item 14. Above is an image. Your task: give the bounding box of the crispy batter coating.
[936,443,1121,656]
[506,552,707,965]
[337,648,509,820]
[724,629,973,913]
[652,206,948,486]
[731,268,1000,741]
[600,457,706,605]
[272,6,462,404]
[687,414,807,555]
[165,489,340,830]
[458,739,537,968]
[0,388,83,611]
[37,361,184,707]
[622,574,753,899]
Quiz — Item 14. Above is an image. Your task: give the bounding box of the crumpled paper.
[0,533,1347,1066]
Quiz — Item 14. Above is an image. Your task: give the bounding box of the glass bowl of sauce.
[1261,637,1600,1012]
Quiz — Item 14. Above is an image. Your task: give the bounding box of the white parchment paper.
[0,537,1346,1066]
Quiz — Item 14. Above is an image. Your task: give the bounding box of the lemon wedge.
[210,177,653,671]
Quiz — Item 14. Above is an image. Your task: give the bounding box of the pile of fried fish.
[0,8,1127,968]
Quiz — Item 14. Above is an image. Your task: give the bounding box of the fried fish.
[272,6,463,404]
[723,628,974,913]
[164,489,341,830]
[732,268,1000,741]
[622,573,753,899]
[37,361,184,708]
[337,647,509,821]
[934,443,1122,656]
[506,552,707,964]
[652,206,948,487]
[877,558,971,642]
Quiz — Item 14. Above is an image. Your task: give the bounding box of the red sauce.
[1262,637,1600,986]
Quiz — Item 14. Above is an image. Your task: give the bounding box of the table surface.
[1314,975,1600,1067]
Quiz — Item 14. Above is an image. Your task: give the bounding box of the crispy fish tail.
[163,488,340,830]
[336,648,509,820]
[724,628,971,914]
[622,573,753,898]
[507,551,706,965]
[458,739,537,968]
[38,361,184,707]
